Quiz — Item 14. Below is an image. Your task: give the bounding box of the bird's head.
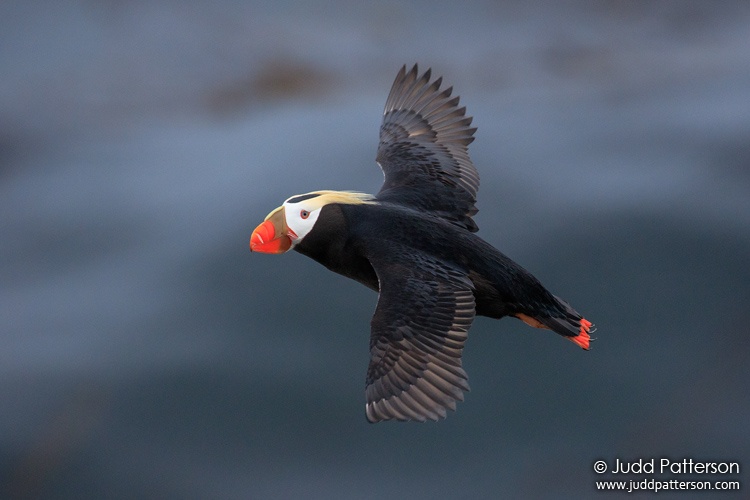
[249,190,374,254]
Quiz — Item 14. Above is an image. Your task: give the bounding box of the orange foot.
[568,318,593,350]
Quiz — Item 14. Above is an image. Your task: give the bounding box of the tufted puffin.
[250,64,594,423]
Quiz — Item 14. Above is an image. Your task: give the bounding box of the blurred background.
[2,0,748,498]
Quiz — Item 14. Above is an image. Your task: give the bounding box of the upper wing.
[376,64,480,232]
[364,246,476,422]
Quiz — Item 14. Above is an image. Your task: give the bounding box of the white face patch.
[282,197,323,247]
[279,190,375,247]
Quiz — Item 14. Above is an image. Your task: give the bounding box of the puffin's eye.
[300,210,310,219]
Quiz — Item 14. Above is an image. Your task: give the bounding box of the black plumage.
[251,64,594,423]
[377,65,479,232]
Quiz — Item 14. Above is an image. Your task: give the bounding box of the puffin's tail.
[515,295,594,350]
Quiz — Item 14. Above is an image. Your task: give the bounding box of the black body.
[296,202,578,327]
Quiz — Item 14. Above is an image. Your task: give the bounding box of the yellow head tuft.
[284,190,376,210]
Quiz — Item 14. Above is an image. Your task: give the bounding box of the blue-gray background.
[2,1,748,498]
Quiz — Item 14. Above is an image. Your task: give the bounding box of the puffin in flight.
[250,64,593,423]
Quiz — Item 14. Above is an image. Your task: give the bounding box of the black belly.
[300,202,558,317]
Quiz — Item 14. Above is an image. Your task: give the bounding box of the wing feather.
[364,248,476,422]
[376,64,480,232]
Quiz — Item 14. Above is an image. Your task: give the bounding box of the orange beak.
[250,206,293,254]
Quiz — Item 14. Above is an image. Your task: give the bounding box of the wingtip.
[406,63,420,81]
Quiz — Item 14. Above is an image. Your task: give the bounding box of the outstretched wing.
[365,246,476,422]
[376,64,480,232]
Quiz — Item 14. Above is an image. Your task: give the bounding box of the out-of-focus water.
[2,1,749,498]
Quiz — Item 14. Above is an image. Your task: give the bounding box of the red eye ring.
[300,210,310,219]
